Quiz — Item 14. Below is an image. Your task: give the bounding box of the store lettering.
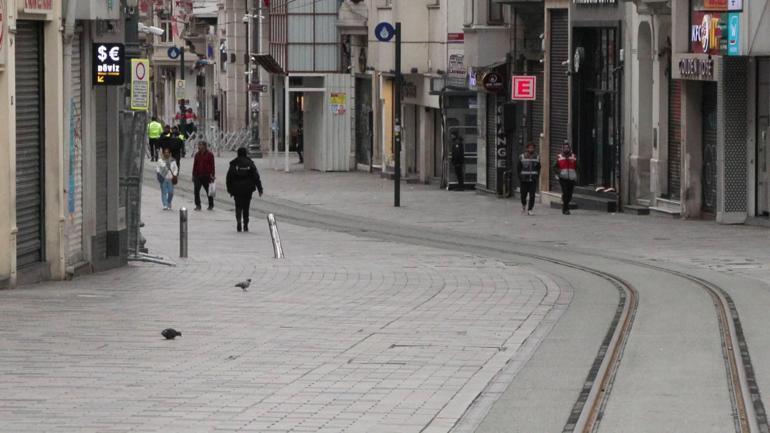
[678,57,714,79]
[691,13,721,54]
[25,0,52,10]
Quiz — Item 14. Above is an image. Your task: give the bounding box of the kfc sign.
[512,76,536,101]
[691,12,723,54]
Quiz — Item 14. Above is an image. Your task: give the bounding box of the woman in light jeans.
[156,148,179,210]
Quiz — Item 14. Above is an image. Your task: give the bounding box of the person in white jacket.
[156,148,179,210]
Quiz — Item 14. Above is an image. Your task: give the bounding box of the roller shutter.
[549,9,569,191]
[94,87,109,260]
[486,94,497,191]
[15,21,45,268]
[668,79,681,200]
[66,29,84,264]
[702,82,718,214]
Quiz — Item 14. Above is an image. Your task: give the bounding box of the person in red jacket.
[192,141,216,210]
[553,142,578,215]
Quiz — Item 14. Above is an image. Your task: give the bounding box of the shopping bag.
[209,180,216,198]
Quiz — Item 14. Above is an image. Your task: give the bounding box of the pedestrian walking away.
[517,142,541,215]
[156,148,179,211]
[554,142,578,215]
[167,126,185,170]
[226,147,263,232]
[450,131,465,190]
[147,117,163,162]
[192,141,216,211]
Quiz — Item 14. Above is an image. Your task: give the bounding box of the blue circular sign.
[374,22,395,42]
[167,46,181,59]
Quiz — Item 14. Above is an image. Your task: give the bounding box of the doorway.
[572,27,620,188]
[757,59,770,216]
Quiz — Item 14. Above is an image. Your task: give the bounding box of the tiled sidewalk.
[0,184,564,433]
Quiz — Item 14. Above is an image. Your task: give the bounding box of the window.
[488,0,503,25]
[464,0,473,26]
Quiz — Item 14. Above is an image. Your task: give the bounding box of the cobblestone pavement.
[0,184,565,433]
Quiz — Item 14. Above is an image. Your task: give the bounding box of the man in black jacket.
[450,132,465,189]
[226,147,263,232]
[517,143,541,215]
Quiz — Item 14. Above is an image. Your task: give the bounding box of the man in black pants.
[554,143,578,215]
[517,143,541,215]
[226,147,263,232]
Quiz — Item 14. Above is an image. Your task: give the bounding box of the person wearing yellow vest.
[147,117,164,162]
[553,142,578,215]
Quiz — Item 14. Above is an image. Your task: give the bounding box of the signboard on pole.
[512,75,536,100]
[375,22,396,42]
[130,58,150,111]
[93,43,125,85]
[175,79,186,98]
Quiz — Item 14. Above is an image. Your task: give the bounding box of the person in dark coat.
[517,142,541,215]
[226,147,263,232]
[450,131,465,189]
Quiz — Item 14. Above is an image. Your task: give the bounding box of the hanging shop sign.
[690,12,725,55]
[727,0,743,10]
[481,71,504,94]
[512,75,536,100]
[727,13,740,55]
[447,50,467,89]
[93,43,125,85]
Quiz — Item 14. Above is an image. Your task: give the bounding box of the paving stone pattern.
[0,187,562,433]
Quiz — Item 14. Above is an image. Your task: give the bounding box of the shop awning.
[251,54,285,75]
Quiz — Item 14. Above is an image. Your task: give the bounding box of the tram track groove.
[153,172,767,432]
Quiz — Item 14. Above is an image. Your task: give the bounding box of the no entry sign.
[512,75,536,101]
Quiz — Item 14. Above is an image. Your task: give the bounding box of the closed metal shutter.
[668,79,682,200]
[702,82,718,214]
[66,29,84,264]
[486,94,497,191]
[530,62,544,150]
[549,9,569,191]
[94,87,109,260]
[15,21,45,268]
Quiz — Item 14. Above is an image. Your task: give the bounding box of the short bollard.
[267,213,285,259]
[179,208,188,258]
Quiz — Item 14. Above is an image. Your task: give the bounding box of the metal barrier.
[184,127,252,158]
[267,213,285,259]
[179,208,188,258]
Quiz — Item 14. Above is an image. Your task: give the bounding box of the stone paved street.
[0,183,564,433]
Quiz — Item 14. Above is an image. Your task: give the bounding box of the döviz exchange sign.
[93,43,125,85]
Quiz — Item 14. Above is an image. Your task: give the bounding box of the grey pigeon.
[235,278,252,291]
[162,328,182,340]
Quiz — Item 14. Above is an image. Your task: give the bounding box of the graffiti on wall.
[68,97,81,216]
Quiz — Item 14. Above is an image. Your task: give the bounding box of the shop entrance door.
[757,59,770,216]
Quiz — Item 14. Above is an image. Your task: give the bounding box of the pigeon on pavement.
[235,278,252,291]
[162,328,182,340]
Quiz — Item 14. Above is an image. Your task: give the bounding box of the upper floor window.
[488,0,503,25]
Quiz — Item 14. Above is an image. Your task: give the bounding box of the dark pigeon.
[162,328,182,340]
[235,278,252,291]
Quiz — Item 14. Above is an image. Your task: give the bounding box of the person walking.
[554,142,578,215]
[168,126,185,168]
[192,141,216,211]
[226,147,263,232]
[156,148,179,211]
[147,117,163,161]
[450,131,465,190]
[517,142,541,215]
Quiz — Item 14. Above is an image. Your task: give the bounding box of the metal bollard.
[267,213,285,259]
[179,208,188,258]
